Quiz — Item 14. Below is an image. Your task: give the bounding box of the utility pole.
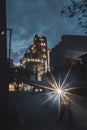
[0,0,8,127]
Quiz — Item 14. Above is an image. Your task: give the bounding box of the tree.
[60,0,87,34]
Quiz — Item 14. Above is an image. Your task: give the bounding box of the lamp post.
[7,28,12,62]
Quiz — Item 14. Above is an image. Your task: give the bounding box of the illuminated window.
[43,43,46,46]
[33,44,36,48]
[31,47,33,50]
[34,88,39,92]
[39,88,43,92]
[1,30,5,35]
[41,60,44,63]
[43,54,46,58]
[24,84,34,92]
[9,84,15,91]
[38,76,41,81]
[24,87,27,91]
[42,48,46,52]
[41,42,44,46]
[28,59,30,61]
[41,42,46,46]
[40,39,44,42]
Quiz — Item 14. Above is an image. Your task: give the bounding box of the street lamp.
[7,28,12,61]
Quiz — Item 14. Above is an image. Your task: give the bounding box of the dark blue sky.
[6,0,87,64]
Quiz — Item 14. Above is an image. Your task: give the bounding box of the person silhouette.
[58,95,73,125]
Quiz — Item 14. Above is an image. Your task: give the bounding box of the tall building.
[21,34,49,81]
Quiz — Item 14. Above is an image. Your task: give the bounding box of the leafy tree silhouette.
[60,0,87,34]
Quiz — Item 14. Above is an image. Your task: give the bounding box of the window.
[41,42,46,46]
[42,48,46,52]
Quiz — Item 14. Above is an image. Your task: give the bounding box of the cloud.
[6,0,87,63]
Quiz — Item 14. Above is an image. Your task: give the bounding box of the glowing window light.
[32,59,34,61]
[42,48,46,52]
[42,60,44,63]
[41,42,44,46]
[31,47,34,50]
[9,84,15,91]
[28,59,30,61]
[33,44,35,47]
[23,60,25,64]
[1,30,5,35]
[40,39,44,42]
[39,88,43,92]
[43,54,46,58]
[35,88,39,92]
[40,41,46,46]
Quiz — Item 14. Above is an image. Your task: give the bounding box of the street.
[8,92,87,130]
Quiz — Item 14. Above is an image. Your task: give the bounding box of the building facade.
[21,34,50,81]
[50,35,87,71]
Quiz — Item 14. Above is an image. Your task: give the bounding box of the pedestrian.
[58,95,73,125]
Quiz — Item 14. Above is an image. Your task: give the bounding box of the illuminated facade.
[9,82,44,92]
[21,34,50,81]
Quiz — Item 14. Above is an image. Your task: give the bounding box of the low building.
[50,35,87,71]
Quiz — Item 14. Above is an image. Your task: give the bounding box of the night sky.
[6,0,87,64]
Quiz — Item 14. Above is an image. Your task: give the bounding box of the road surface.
[8,92,87,130]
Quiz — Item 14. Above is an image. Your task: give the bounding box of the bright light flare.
[33,67,81,115]
[56,88,63,95]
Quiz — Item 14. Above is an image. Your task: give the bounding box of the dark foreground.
[8,92,87,130]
